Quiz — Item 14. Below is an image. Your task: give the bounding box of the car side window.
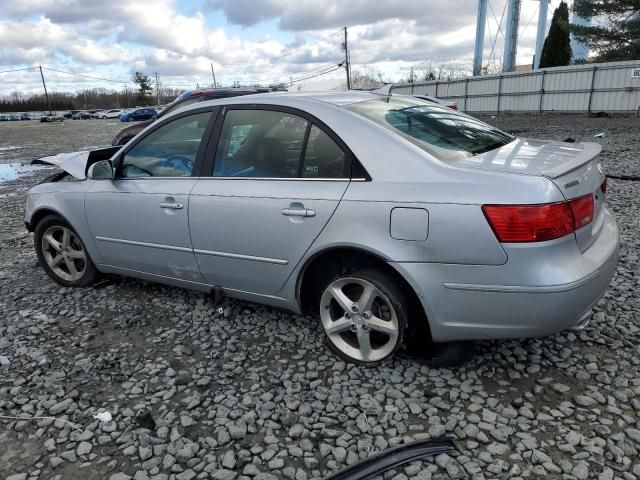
[302,125,347,178]
[213,109,308,178]
[120,112,212,178]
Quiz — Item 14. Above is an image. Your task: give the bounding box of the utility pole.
[502,0,522,72]
[39,65,52,113]
[154,72,160,105]
[210,63,217,88]
[473,0,488,76]
[343,26,351,90]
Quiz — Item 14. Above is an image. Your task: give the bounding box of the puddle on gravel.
[0,163,45,185]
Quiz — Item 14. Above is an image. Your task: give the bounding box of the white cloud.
[0,0,552,95]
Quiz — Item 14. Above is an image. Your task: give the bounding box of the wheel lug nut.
[345,313,351,319]
[351,305,358,312]
[363,312,369,319]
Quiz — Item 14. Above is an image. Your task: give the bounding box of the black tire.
[34,214,98,287]
[318,267,407,365]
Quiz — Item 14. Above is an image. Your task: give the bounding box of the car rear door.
[189,106,353,295]
[85,107,217,281]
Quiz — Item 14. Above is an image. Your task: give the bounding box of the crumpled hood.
[35,151,92,179]
[450,138,602,178]
[33,146,121,180]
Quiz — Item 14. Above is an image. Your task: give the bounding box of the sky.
[0,0,567,96]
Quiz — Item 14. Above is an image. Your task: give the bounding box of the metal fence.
[391,60,640,114]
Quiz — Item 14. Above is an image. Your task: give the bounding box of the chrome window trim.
[206,177,352,182]
[111,177,365,181]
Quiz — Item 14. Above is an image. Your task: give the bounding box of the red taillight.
[600,178,607,194]
[568,194,594,229]
[482,193,594,243]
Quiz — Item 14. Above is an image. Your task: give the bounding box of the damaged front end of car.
[32,145,121,182]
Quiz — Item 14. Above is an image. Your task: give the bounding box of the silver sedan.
[25,91,619,365]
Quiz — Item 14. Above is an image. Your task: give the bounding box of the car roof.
[193,90,385,110]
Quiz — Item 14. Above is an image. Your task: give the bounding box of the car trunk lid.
[452,138,606,251]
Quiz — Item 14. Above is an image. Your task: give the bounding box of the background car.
[8,114,19,121]
[100,109,124,119]
[413,94,458,110]
[20,112,32,120]
[28,92,619,366]
[119,107,157,123]
[112,87,272,145]
[72,111,92,120]
[90,109,105,118]
[39,112,64,122]
[0,114,7,121]
[63,110,81,118]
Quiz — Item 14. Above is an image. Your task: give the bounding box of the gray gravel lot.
[0,114,639,480]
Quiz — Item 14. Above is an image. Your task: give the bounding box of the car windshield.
[346,97,513,162]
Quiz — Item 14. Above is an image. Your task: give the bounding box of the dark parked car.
[72,111,92,120]
[63,110,82,118]
[20,113,32,120]
[112,87,271,145]
[119,107,156,123]
[8,114,19,121]
[0,115,7,121]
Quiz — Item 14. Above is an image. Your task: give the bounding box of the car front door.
[85,108,216,282]
[189,106,353,295]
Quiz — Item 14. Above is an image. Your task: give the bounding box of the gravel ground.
[0,114,639,480]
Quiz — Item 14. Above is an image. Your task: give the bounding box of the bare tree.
[346,65,386,90]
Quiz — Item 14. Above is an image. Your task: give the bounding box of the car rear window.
[345,97,513,163]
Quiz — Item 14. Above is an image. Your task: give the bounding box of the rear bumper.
[393,209,620,342]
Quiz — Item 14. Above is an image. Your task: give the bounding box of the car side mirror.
[87,160,114,180]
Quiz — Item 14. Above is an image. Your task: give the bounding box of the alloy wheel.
[320,277,399,362]
[41,225,87,282]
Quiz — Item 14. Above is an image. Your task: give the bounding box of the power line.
[41,66,129,84]
[0,67,38,74]
[519,8,538,39]
[488,0,508,65]
[192,62,344,88]
[285,65,343,85]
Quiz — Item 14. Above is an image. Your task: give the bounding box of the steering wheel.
[165,155,194,173]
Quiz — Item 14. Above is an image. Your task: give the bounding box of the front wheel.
[319,268,406,364]
[35,215,98,287]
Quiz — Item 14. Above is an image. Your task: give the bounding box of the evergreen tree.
[130,72,153,104]
[572,0,640,62]
[539,1,572,68]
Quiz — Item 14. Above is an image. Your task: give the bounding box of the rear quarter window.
[346,97,513,163]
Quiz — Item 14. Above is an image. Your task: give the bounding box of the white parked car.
[100,109,124,119]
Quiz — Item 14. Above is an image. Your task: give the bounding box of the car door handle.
[281,207,316,217]
[159,202,183,209]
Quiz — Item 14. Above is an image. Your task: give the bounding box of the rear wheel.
[319,268,406,364]
[35,215,97,287]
